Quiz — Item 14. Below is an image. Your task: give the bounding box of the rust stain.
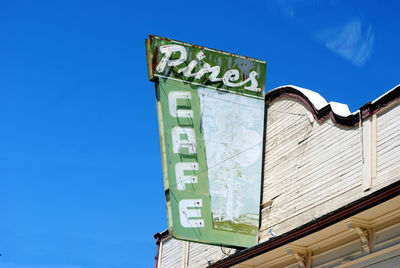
[151,35,265,63]
[152,46,159,74]
[190,44,205,50]
[158,36,171,42]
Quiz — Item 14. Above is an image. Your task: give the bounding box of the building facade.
[154,84,400,268]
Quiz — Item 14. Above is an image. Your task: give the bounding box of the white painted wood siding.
[260,97,400,242]
[376,102,400,188]
[260,98,362,241]
[158,237,234,268]
[187,243,233,268]
[160,237,184,268]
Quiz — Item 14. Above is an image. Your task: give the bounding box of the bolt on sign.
[146,35,266,248]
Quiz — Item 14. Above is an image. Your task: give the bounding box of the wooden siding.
[187,243,234,268]
[160,237,184,268]
[376,102,400,189]
[157,237,235,268]
[260,98,362,241]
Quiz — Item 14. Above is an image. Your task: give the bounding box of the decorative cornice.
[154,229,170,240]
[265,84,400,127]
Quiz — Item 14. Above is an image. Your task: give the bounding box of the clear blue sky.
[0,0,399,267]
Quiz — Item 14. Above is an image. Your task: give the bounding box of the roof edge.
[154,229,169,240]
[265,84,400,127]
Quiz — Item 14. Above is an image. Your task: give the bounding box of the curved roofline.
[265,84,400,127]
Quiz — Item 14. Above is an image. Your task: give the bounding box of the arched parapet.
[265,85,400,127]
[260,84,400,243]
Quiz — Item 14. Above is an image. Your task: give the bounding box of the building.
[154,84,400,268]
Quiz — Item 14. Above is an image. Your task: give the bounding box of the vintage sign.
[146,35,266,248]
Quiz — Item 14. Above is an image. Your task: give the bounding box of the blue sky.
[0,0,399,267]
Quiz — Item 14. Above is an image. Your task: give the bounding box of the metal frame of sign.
[146,35,266,248]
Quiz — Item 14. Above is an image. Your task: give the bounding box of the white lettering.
[175,162,198,190]
[194,63,222,82]
[178,51,205,77]
[171,126,196,154]
[244,71,260,92]
[222,69,240,86]
[223,70,261,92]
[156,45,187,73]
[168,91,193,118]
[156,44,262,92]
[179,199,204,228]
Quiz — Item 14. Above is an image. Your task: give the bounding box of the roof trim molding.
[265,84,400,127]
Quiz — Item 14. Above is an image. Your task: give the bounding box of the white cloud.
[316,19,375,66]
[268,0,375,67]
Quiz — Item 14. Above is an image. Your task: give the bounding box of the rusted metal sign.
[146,35,266,98]
[146,35,266,248]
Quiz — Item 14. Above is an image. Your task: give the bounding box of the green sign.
[146,35,266,98]
[146,35,266,248]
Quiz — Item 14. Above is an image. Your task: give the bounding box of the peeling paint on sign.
[146,35,266,248]
[146,35,266,99]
